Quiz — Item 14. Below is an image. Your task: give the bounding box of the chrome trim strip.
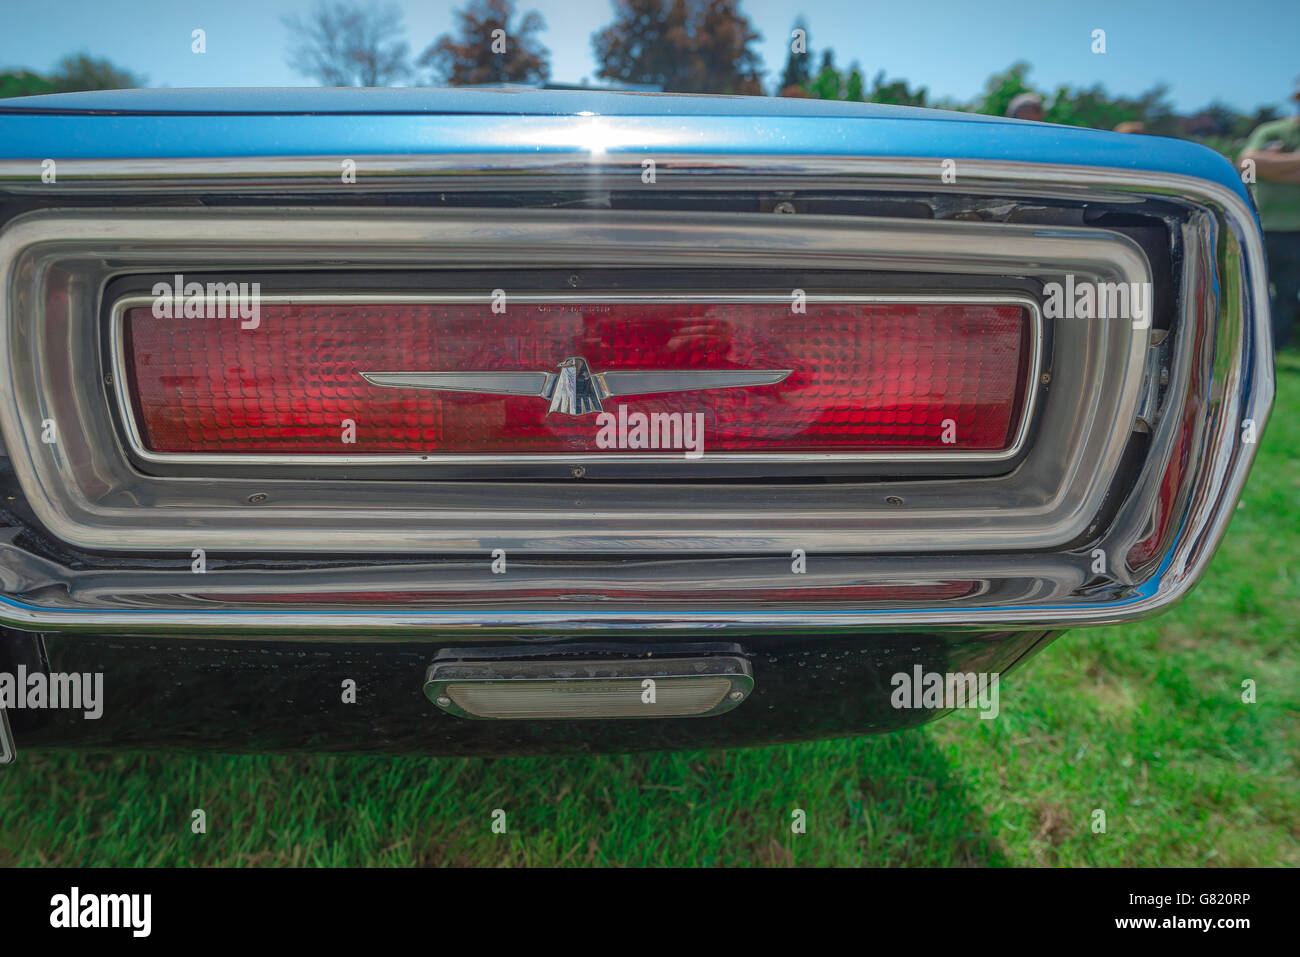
[360,370,555,396]
[363,365,795,416]
[0,153,1182,203]
[109,293,1040,466]
[599,368,792,397]
[0,705,13,765]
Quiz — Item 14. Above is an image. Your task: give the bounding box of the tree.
[0,71,58,99]
[977,62,1162,129]
[868,70,927,107]
[1046,83,1139,130]
[777,16,811,95]
[594,0,764,95]
[1,55,145,99]
[844,63,865,102]
[691,0,763,94]
[47,54,144,92]
[422,0,550,85]
[593,0,691,90]
[284,0,411,86]
[976,61,1035,117]
[799,56,926,107]
[1037,79,1177,134]
[807,49,840,100]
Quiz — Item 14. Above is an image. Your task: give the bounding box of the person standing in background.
[1241,78,1300,350]
[1006,92,1044,122]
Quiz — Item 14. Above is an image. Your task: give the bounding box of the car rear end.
[0,89,1273,757]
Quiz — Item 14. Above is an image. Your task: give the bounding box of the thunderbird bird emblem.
[361,358,790,416]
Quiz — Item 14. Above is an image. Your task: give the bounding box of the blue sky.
[0,0,1296,113]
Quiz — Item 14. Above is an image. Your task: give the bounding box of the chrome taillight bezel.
[0,206,1147,555]
[0,152,1272,634]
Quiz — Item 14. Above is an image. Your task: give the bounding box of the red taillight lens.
[120,300,1033,457]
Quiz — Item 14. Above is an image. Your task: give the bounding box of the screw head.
[571,465,587,479]
[247,492,268,504]
[885,495,904,506]
[728,690,745,701]
[773,201,797,215]
[435,695,451,708]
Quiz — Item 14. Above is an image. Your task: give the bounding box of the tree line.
[0,0,1281,151]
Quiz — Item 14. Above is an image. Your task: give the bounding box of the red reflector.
[119,300,1033,458]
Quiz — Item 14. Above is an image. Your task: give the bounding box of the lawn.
[1,354,1296,868]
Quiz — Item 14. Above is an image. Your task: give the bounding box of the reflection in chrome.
[361,357,791,417]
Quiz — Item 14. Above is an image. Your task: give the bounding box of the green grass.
[2,354,1297,868]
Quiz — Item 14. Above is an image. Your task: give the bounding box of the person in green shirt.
[1241,78,1300,350]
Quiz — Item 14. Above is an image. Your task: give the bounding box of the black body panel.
[3,628,1056,755]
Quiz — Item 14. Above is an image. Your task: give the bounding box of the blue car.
[0,88,1273,758]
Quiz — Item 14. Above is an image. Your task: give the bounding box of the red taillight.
[120,300,1033,457]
